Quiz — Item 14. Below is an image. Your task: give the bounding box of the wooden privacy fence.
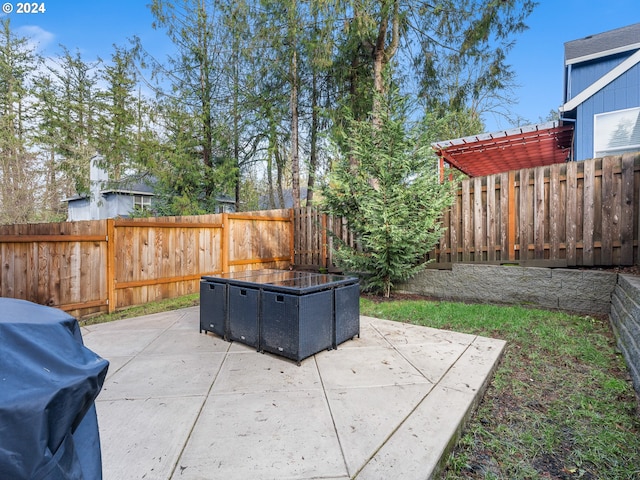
[5,153,639,317]
[428,153,640,267]
[292,207,355,269]
[0,210,293,318]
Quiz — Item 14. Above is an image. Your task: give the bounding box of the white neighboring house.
[64,156,155,221]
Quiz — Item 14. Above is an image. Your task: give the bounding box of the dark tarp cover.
[0,298,109,479]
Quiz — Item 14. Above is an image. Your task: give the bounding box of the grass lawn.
[80,293,200,326]
[360,296,640,480]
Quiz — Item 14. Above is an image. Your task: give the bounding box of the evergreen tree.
[248,0,293,208]
[140,0,237,213]
[150,97,207,216]
[32,73,65,220]
[0,19,39,224]
[322,91,454,297]
[301,0,337,204]
[46,47,100,196]
[96,45,139,180]
[220,0,252,209]
[415,0,535,125]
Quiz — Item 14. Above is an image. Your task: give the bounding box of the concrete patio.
[81,306,505,480]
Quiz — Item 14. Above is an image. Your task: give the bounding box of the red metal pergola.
[432,122,574,177]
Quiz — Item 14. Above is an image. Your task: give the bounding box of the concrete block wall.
[398,264,617,315]
[610,275,640,395]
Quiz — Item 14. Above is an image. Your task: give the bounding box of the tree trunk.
[289,1,300,210]
[371,0,400,125]
[276,146,285,209]
[307,68,319,205]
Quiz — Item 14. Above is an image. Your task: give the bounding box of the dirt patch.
[531,453,596,480]
[583,265,640,276]
[361,292,437,303]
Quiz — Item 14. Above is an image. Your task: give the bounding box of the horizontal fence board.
[0,209,294,317]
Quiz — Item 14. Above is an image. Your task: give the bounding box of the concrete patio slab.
[178,389,346,480]
[325,383,433,475]
[96,397,204,480]
[82,306,505,480]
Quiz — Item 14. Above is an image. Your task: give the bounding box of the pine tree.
[150,97,206,216]
[322,91,455,297]
[0,19,39,224]
[45,47,100,197]
[143,0,237,212]
[32,73,64,220]
[96,45,139,180]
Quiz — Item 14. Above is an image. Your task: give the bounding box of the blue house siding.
[567,53,632,100]
[573,61,640,160]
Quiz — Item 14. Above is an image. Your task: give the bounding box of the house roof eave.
[560,48,640,113]
[100,189,155,196]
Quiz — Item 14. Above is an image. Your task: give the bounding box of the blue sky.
[3,0,640,133]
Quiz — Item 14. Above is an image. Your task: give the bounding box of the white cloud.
[16,25,55,52]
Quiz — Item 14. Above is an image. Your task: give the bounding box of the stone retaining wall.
[398,264,617,315]
[610,275,640,394]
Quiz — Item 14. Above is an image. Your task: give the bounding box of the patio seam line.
[430,337,487,396]
[349,324,479,478]
[313,354,351,479]
[423,340,508,479]
[95,392,217,402]
[99,355,135,379]
[343,321,430,478]
[370,321,469,385]
[94,311,189,381]
[137,311,189,354]
[349,389,433,479]
[436,335,505,396]
[98,350,227,397]
[90,326,175,381]
[368,320,401,350]
[167,341,233,479]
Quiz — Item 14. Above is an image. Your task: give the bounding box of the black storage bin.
[199,280,227,338]
[334,282,360,347]
[260,289,333,364]
[228,286,260,348]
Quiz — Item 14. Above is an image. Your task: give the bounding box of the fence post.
[321,213,328,268]
[106,219,116,313]
[289,208,295,266]
[620,153,634,265]
[508,170,516,261]
[221,213,229,273]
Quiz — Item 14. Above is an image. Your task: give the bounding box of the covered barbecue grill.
[0,298,109,480]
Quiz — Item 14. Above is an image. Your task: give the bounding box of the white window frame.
[133,195,152,211]
[594,106,640,157]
